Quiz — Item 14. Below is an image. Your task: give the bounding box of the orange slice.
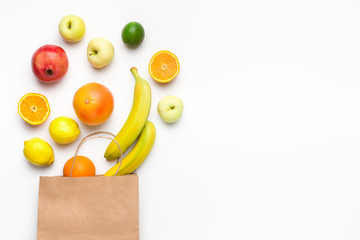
[18,93,50,125]
[149,50,180,83]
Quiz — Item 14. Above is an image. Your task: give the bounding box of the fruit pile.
[19,15,184,177]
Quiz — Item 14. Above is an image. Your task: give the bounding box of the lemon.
[49,116,81,144]
[24,138,54,166]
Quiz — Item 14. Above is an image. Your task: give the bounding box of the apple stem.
[89,50,97,56]
[46,68,53,76]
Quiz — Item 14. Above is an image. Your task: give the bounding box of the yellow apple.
[58,15,86,42]
[87,38,114,68]
[157,96,184,123]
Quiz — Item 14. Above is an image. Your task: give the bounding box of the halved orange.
[149,50,180,83]
[18,93,50,125]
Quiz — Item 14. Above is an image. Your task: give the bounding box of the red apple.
[31,44,69,83]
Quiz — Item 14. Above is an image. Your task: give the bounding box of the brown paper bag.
[37,175,139,240]
[36,132,139,240]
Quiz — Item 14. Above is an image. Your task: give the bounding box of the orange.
[18,93,50,125]
[73,82,114,126]
[63,155,96,177]
[149,50,180,83]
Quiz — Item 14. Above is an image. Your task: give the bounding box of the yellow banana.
[104,67,151,160]
[104,121,156,176]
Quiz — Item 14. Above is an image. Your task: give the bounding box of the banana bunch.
[104,121,156,176]
[104,67,155,175]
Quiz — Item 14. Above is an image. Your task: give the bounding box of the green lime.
[121,22,145,47]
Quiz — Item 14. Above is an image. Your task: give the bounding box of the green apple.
[58,15,86,42]
[157,96,184,123]
[87,38,114,68]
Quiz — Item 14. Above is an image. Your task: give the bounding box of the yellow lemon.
[49,116,81,144]
[24,138,54,166]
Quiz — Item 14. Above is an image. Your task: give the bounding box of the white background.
[1,0,360,239]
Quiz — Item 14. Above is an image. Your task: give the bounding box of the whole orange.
[63,155,96,177]
[73,82,114,125]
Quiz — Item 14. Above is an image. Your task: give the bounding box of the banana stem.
[130,67,140,79]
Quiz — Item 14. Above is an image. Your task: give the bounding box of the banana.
[104,67,151,160]
[104,121,156,176]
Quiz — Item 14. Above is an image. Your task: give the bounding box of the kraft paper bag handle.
[69,131,123,177]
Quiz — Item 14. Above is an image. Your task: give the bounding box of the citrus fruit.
[49,116,81,144]
[149,50,180,83]
[18,93,50,125]
[73,83,114,125]
[121,22,145,47]
[63,156,96,177]
[23,137,54,166]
